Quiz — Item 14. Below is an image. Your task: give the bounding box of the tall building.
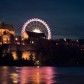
[0,22,15,44]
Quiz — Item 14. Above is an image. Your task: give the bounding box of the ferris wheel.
[21,18,51,39]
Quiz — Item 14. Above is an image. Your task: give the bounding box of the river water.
[0,66,84,84]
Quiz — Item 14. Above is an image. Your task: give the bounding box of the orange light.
[12,51,17,60]
[22,51,30,60]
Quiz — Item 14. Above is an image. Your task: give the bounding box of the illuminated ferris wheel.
[21,18,51,39]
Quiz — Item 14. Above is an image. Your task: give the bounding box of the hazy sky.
[0,0,84,39]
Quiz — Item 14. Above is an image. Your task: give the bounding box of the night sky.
[0,0,84,39]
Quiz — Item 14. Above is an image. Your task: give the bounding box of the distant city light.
[15,38,18,41]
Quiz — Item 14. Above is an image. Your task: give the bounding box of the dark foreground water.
[0,66,84,84]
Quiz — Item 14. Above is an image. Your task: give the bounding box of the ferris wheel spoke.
[35,21,38,28]
[32,21,36,28]
[40,25,45,32]
[28,22,32,30]
[29,23,34,30]
[26,25,30,31]
[26,26,31,31]
[37,22,41,29]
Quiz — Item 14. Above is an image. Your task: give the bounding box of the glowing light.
[37,66,39,68]
[76,40,79,42]
[32,41,34,44]
[22,38,24,41]
[21,32,28,39]
[64,38,66,41]
[20,67,56,84]
[33,29,41,33]
[22,51,30,60]
[12,51,17,60]
[30,41,34,44]
[15,38,18,41]
[10,73,19,83]
[21,18,51,39]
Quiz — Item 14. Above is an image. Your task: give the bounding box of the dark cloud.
[0,0,84,39]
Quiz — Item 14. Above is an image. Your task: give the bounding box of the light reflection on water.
[0,66,84,84]
[20,67,56,84]
[0,66,56,84]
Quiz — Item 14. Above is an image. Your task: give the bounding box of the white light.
[33,29,41,33]
[15,38,18,41]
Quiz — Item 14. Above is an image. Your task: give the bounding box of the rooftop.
[0,22,14,31]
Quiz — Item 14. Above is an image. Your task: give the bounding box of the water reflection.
[0,66,19,84]
[0,66,56,84]
[0,66,9,84]
[20,67,56,84]
[10,72,19,83]
[0,67,84,84]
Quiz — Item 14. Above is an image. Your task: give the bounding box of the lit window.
[22,38,24,41]
[32,41,34,44]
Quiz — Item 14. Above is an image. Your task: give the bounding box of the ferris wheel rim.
[21,18,51,39]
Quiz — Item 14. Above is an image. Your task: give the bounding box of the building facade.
[0,22,15,44]
[0,22,43,61]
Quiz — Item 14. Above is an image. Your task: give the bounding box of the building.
[0,22,44,60]
[0,22,15,44]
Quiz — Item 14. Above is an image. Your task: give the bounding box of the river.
[0,66,84,84]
